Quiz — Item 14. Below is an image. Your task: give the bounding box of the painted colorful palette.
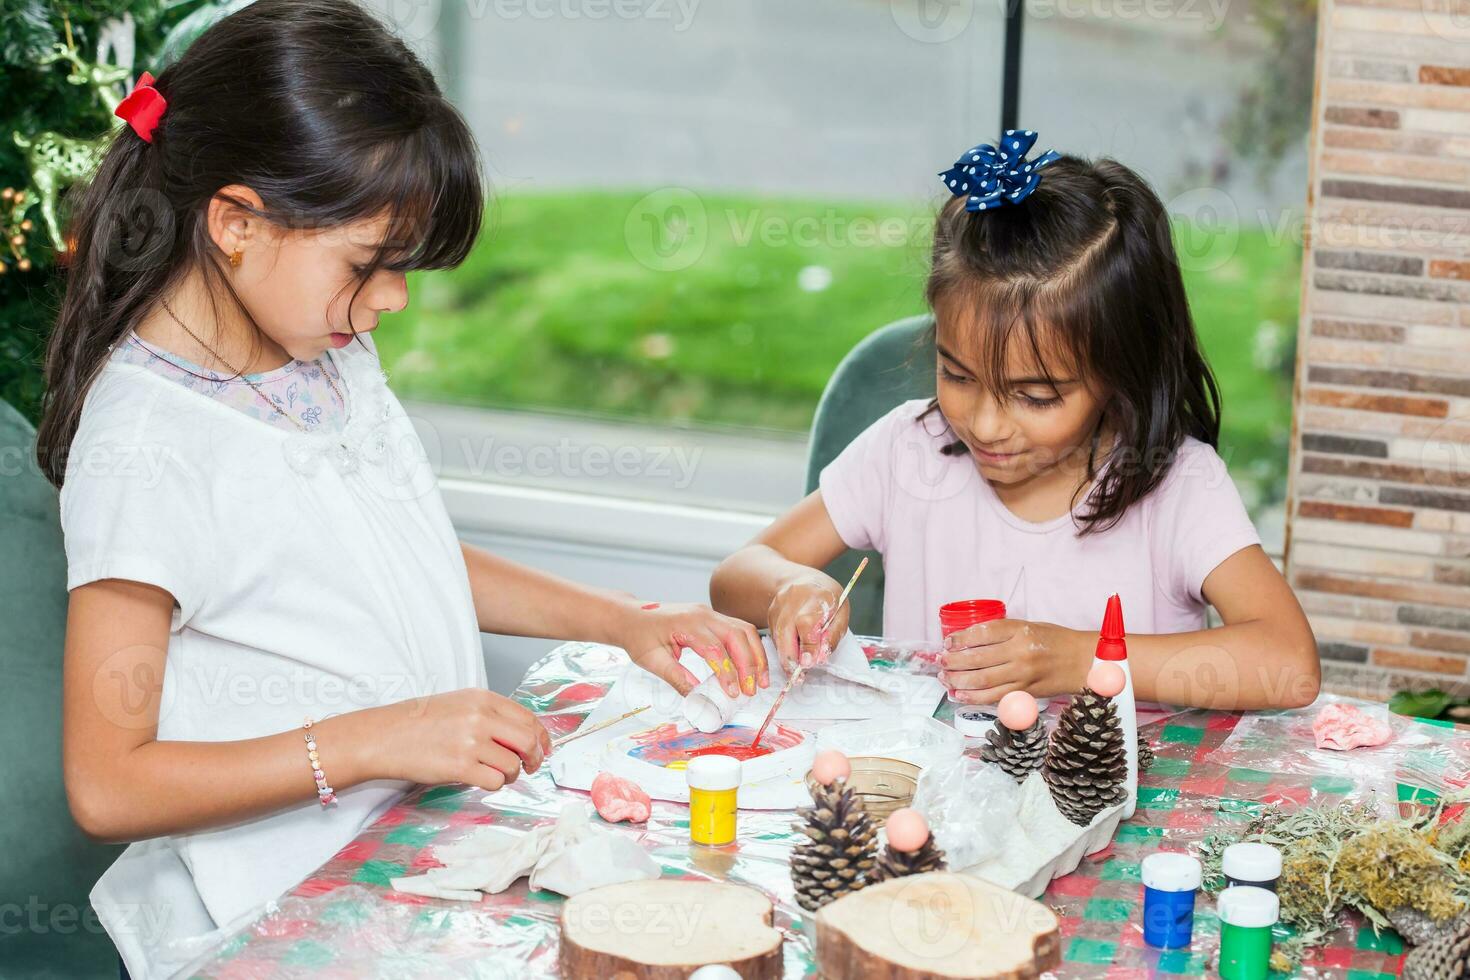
[624,723,805,769]
[603,722,816,789]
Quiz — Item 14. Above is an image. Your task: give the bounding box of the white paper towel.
[681,633,884,733]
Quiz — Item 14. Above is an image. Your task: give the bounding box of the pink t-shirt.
[819,399,1261,644]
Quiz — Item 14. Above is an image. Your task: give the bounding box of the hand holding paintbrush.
[767,568,862,678]
[750,557,868,749]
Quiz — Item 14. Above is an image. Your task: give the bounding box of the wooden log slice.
[560,879,783,979]
[816,871,1061,979]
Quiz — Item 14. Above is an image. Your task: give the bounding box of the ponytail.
[36,125,179,487]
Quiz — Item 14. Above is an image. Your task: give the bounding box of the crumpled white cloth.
[389,802,659,901]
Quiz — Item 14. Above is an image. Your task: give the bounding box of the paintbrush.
[749,556,869,749]
[551,705,650,749]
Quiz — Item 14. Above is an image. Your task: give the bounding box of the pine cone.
[1137,734,1154,772]
[869,834,947,884]
[1403,916,1470,979]
[980,717,1047,782]
[791,778,878,911]
[1392,906,1470,948]
[1042,687,1128,827]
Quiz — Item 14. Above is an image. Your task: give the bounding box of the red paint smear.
[687,744,774,761]
[627,722,802,766]
[641,602,661,610]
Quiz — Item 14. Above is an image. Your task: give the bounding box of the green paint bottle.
[1217,885,1279,980]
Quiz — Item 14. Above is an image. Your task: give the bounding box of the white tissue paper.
[681,633,886,734]
[389,802,659,901]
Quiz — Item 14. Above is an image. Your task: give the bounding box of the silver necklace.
[154,298,346,433]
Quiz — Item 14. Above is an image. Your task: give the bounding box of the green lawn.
[378,190,1297,507]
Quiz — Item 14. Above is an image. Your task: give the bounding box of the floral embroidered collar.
[281,344,397,478]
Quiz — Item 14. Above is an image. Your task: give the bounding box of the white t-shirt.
[60,333,487,980]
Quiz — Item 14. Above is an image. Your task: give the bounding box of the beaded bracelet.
[302,717,337,807]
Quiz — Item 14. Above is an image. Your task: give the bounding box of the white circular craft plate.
[601,725,818,801]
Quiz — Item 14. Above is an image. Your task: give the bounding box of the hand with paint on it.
[616,600,768,700]
[939,618,1090,704]
[767,574,849,679]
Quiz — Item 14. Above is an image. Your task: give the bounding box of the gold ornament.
[12,130,104,251]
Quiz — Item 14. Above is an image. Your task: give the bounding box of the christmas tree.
[0,0,236,420]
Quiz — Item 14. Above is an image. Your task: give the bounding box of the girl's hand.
[371,688,552,791]
[939,619,1090,704]
[617,602,768,700]
[768,575,850,678]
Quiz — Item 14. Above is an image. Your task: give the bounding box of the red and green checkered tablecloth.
[184,640,1439,979]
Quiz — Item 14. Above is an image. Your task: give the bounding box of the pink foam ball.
[1088,662,1126,698]
[997,691,1039,730]
[885,808,930,853]
[810,749,851,786]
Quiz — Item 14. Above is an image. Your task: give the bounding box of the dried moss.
[1335,827,1463,924]
[1278,843,1335,927]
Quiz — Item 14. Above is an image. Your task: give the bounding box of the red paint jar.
[939,599,1007,637]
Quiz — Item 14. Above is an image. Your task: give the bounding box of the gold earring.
[229,248,243,268]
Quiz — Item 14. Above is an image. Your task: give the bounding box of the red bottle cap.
[1094,593,1127,661]
[939,599,1006,637]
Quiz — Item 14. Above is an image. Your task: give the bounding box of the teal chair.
[0,400,124,978]
[805,314,936,638]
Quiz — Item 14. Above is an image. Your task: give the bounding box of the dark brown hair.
[36,0,483,487]
[921,154,1221,534]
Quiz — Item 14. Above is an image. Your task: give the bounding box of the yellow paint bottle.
[686,755,741,847]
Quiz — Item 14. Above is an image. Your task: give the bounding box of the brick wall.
[1286,0,1470,701]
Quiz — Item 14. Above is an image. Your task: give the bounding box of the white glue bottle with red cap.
[1093,593,1138,819]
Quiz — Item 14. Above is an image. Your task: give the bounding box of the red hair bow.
[115,71,167,143]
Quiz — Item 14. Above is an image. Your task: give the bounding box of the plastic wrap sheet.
[1203,693,1470,807]
[183,640,1415,979]
[910,755,1020,871]
[860,638,943,675]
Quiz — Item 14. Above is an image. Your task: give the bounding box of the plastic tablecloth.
[183,639,1453,979]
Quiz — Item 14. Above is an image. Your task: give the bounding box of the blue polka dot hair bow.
[939,129,1062,211]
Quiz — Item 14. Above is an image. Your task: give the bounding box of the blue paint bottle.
[1141,852,1202,949]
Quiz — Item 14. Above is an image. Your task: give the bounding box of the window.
[381,0,1308,540]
